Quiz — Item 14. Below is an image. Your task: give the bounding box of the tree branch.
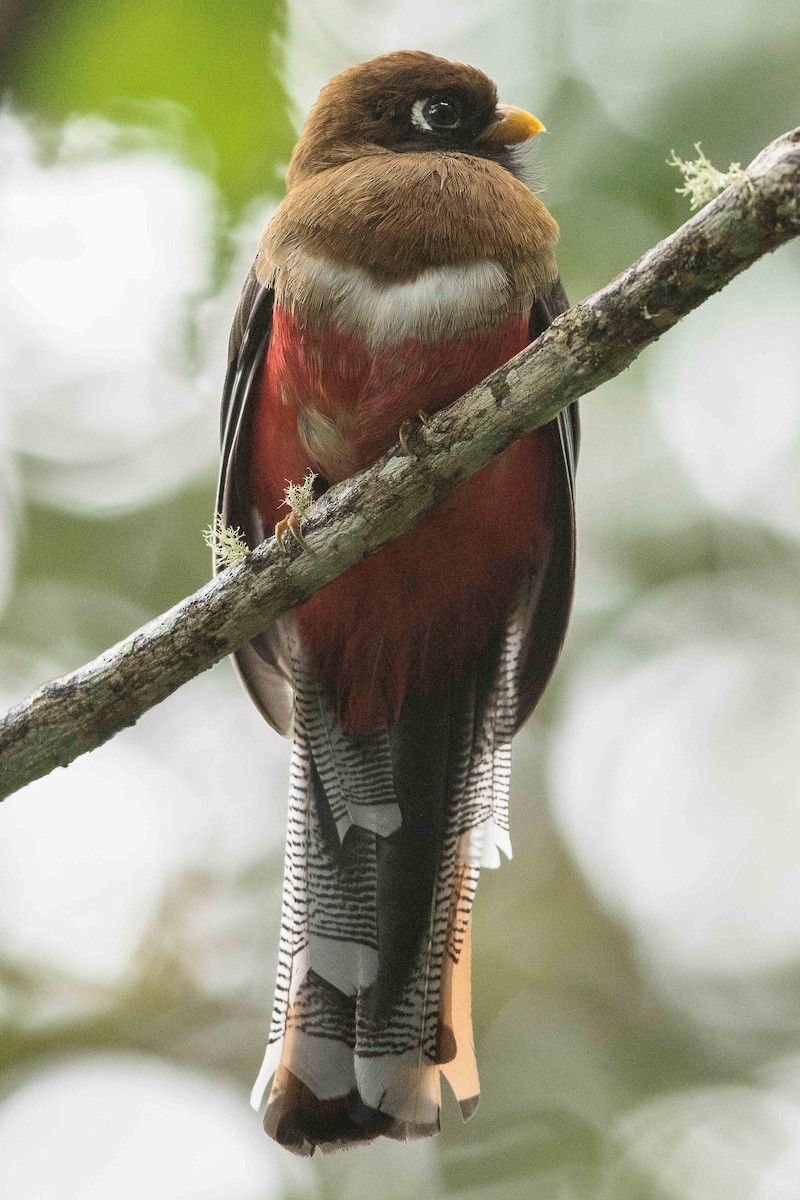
[1,127,799,802]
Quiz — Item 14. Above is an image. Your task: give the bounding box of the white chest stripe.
[277,252,514,346]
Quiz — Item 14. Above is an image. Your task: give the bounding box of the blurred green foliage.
[7,0,294,204]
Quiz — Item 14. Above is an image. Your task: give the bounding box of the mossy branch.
[1,127,799,802]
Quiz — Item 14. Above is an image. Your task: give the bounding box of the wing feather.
[215,267,296,736]
[514,278,579,730]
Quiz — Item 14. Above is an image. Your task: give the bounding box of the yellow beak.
[478,104,546,145]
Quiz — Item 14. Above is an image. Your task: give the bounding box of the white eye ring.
[411,98,432,133]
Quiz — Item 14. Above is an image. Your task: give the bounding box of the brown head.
[286,50,545,188]
[261,50,557,293]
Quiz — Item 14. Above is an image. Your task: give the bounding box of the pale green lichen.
[202,514,249,566]
[282,470,318,519]
[667,144,752,211]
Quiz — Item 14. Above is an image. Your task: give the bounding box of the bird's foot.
[399,411,430,457]
[275,511,311,553]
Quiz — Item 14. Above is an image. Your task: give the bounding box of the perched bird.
[216,50,578,1155]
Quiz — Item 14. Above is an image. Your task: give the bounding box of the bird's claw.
[399,411,430,457]
[275,511,312,554]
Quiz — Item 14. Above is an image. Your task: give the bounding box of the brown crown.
[287,50,500,186]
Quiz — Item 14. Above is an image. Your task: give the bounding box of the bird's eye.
[411,96,462,133]
[423,98,461,128]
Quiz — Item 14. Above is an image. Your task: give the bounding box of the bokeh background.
[1,1,800,1197]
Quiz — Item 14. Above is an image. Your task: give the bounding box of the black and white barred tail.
[249,620,521,1155]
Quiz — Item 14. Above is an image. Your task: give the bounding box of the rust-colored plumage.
[251,307,554,732]
[216,50,578,1155]
[261,151,559,301]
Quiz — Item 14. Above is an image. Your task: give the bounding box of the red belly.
[249,307,553,732]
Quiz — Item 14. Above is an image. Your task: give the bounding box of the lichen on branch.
[202,514,250,567]
[667,143,753,210]
[283,470,318,519]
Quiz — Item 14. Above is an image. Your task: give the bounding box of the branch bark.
[1,127,799,802]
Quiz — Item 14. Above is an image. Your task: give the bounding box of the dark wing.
[515,277,579,730]
[530,276,580,482]
[216,266,295,737]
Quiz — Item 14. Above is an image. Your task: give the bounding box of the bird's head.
[286,50,546,188]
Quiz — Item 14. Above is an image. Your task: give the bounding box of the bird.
[216,49,578,1156]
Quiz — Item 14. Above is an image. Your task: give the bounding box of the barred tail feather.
[252,622,520,1154]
